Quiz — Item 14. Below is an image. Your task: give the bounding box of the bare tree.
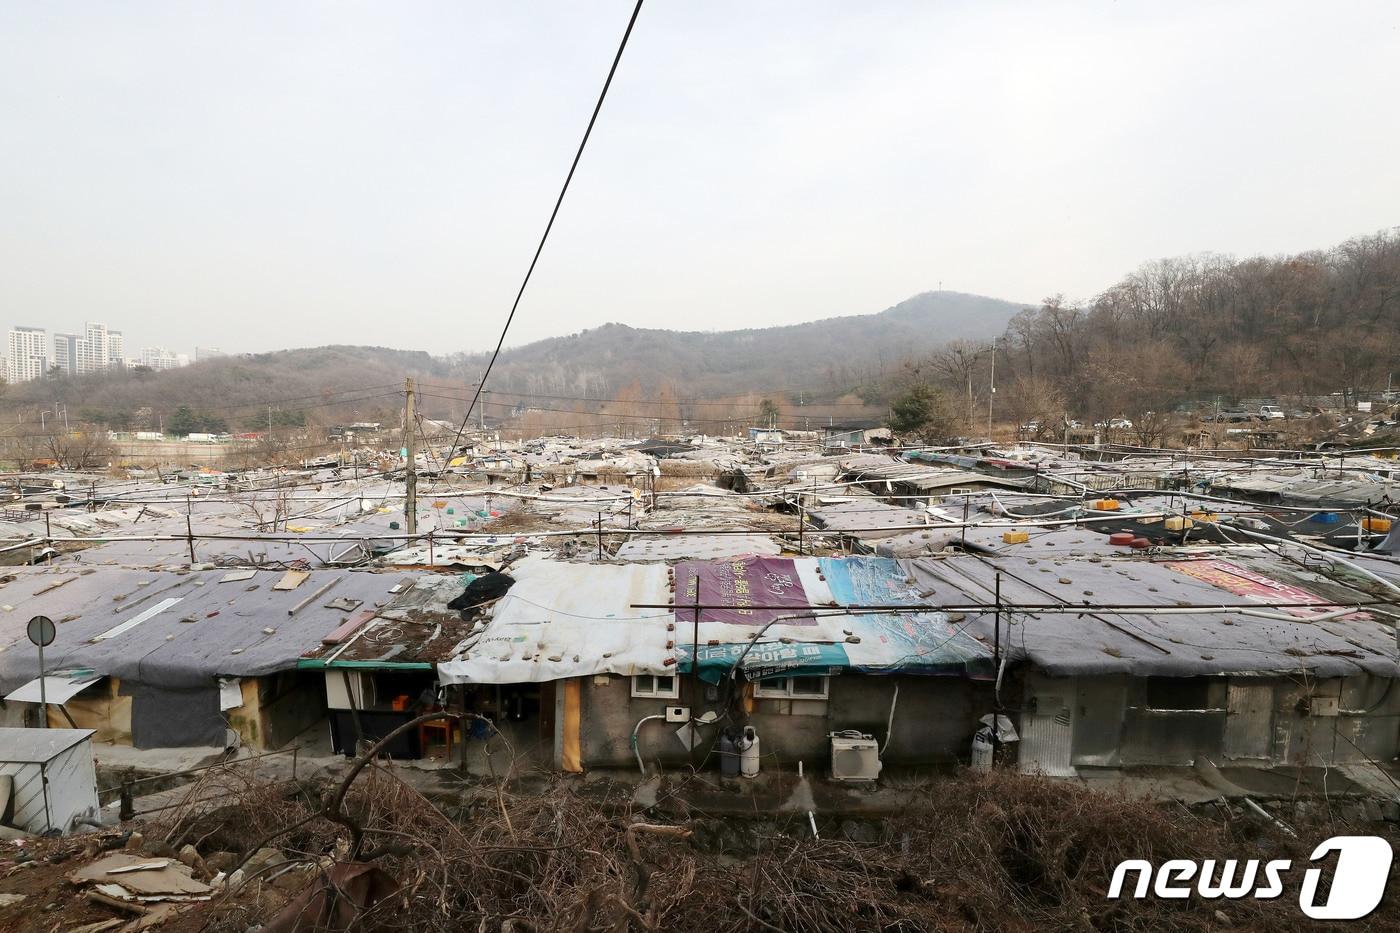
[932,340,989,427]
[43,426,114,471]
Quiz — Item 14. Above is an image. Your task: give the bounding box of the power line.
[444,0,646,461]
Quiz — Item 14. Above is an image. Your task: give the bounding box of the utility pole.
[987,339,997,438]
[404,377,418,536]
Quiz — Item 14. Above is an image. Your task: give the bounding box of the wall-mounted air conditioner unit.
[830,733,881,781]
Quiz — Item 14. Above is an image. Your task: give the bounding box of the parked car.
[1094,417,1134,430]
[1258,405,1285,420]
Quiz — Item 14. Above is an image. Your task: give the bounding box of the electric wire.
[443,0,646,464]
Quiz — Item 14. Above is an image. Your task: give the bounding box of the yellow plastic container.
[1164,516,1195,532]
[1002,530,1030,544]
[1362,517,1393,533]
[1093,499,1121,511]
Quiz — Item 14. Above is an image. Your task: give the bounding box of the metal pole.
[37,637,48,728]
[405,378,418,536]
[596,512,604,560]
[987,340,996,438]
[797,496,804,555]
[690,584,701,769]
[991,573,1001,758]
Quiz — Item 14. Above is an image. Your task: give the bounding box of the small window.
[753,675,829,700]
[1145,677,1212,710]
[631,674,679,699]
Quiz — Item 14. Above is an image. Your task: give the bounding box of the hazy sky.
[2,1,1397,356]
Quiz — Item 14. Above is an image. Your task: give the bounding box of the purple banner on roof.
[674,557,816,626]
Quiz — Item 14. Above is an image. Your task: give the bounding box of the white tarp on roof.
[437,556,676,684]
[438,555,996,685]
[4,674,103,704]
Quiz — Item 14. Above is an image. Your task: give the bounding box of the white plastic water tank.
[737,726,760,778]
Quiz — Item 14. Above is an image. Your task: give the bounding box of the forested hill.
[18,222,1396,441]
[453,291,1027,399]
[985,229,1400,428]
[3,291,1026,429]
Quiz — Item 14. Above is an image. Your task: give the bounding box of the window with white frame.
[631,673,680,699]
[753,675,829,700]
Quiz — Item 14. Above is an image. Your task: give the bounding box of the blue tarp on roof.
[818,557,994,676]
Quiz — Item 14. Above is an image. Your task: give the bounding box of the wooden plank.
[84,890,147,916]
[321,609,378,645]
[272,570,310,591]
[67,918,123,932]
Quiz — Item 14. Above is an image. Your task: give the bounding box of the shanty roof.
[0,566,420,691]
[436,554,993,686]
[1209,471,1400,506]
[299,573,473,668]
[807,500,933,540]
[613,534,781,561]
[437,556,673,684]
[842,459,1031,494]
[909,552,1398,679]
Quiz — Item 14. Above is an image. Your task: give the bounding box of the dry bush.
[163,767,1399,933]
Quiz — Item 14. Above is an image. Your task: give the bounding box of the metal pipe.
[630,714,666,775]
[878,684,899,760]
[1225,525,1400,600]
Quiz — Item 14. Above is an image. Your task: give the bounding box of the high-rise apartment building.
[75,322,112,374]
[107,330,125,366]
[140,347,183,370]
[53,332,80,376]
[5,327,48,383]
[195,346,225,362]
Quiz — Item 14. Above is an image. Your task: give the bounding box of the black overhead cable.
[444,0,646,460]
